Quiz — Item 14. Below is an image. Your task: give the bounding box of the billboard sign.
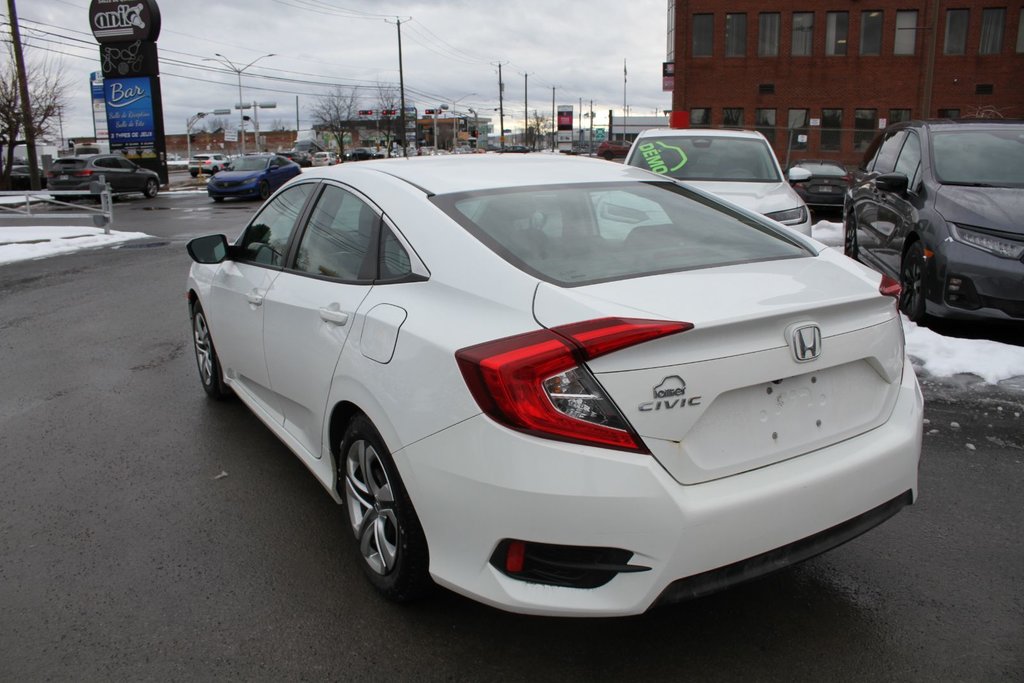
[662,62,674,92]
[90,72,109,141]
[100,40,159,78]
[89,0,162,43]
[557,105,573,132]
[104,76,156,148]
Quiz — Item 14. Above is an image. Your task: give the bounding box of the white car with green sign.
[624,128,813,235]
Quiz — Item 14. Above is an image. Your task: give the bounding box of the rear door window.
[292,184,378,281]
[869,130,907,173]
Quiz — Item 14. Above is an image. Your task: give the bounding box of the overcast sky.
[11,0,671,140]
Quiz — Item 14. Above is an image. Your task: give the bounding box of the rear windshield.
[628,136,782,183]
[51,159,86,170]
[431,182,810,287]
[795,162,847,177]
[931,127,1024,188]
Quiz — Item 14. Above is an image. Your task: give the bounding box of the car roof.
[300,154,666,195]
[634,127,768,141]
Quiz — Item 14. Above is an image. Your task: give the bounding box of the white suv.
[188,153,231,177]
[624,128,813,235]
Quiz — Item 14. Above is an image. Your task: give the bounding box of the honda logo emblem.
[790,324,822,362]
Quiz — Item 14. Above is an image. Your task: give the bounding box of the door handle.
[319,307,349,325]
[246,291,264,306]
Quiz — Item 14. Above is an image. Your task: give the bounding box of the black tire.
[257,180,270,200]
[844,210,859,260]
[191,301,231,400]
[211,196,224,203]
[341,415,431,602]
[899,241,927,322]
[603,151,615,161]
[211,166,220,174]
[143,178,159,199]
[190,171,198,178]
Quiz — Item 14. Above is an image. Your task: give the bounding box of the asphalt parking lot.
[0,190,1021,680]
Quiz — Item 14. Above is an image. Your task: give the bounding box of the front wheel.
[603,151,614,161]
[257,180,270,200]
[191,301,231,399]
[342,415,431,601]
[143,178,159,199]
[899,241,927,322]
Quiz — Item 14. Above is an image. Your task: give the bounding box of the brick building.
[667,1,1024,165]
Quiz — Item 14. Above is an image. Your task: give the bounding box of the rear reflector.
[456,318,691,452]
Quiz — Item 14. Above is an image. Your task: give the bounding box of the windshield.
[931,127,1024,188]
[232,157,271,172]
[628,136,782,183]
[432,182,809,287]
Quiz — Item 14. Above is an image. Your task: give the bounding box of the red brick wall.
[671,1,1024,165]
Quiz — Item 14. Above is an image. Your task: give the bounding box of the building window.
[755,109,776,144]
[667,0,676,61]
[792,12,814,56]
[979,8,1005,54]
[726,13,747,57]
[937,108,960,119]
[894,11,918,55]
[788,109,809,150]
[854,109,878,151]
[693,14,714,57]
[821,109,843,151]
[944,9,969,55]
[860,11,883,55]
[826,12,849,55]
[889,108,912,124]
[723,108,744,127]
[758,13,780,56]
[1018,10,1024,52]
[690,108,711,127]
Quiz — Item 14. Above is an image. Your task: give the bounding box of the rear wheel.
[191,301,231,399]
[342,415,431,601]
[899,241,927,322]
[143,178,159,199]
[603,151,614,161]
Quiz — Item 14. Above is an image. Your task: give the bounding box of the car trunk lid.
[533,257,905,484]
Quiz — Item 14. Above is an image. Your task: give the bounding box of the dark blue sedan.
[207,154,302,202]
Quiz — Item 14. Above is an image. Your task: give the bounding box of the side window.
[238,183,314,266]
[379,227,412,280]
[294,184,378,281]
[869,130,907,173]
[94,157,120,169]
[117,158,137,170]
[893,132,922,190]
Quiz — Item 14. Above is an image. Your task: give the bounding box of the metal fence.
[0,179,113,234]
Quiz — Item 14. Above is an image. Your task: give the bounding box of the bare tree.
[0,48,71,189]
[310,86,360,155]
[529,111,551,150]
[376,83,402,155]
[203,116,229,134]
[269,118,290,132]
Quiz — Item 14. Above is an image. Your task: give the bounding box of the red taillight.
[70,169,94,178]
[879,274,901,298]
[456,318,692,452]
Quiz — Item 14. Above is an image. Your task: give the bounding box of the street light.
[186,108,231,162]
[205,52,275,154]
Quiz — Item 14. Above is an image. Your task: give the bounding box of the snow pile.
[0,225,151,265]
[903,317,1024,384]
[812,219,844,247]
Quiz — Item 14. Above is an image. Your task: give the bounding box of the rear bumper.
[395,360,923,616]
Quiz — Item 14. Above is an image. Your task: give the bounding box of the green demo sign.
[637,141,688,175]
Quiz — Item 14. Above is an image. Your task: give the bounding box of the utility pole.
[551,86,555,152]
[394,17,409,157]
[623,58,628,137]
[523,73,529,149]
[7,0,40,190]
[497,63,506,151]
[295,96,300,134]
[589,100,594,154]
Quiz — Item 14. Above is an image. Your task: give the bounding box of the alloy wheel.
[345,439,399,575]
[193,310,214,386]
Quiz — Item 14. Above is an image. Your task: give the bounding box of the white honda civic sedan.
[186,155,923,617]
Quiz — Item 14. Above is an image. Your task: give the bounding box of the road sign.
[224,128,238,142]
[595,128,607,141]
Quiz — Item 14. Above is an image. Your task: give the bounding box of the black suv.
[46,154,160,199]
[845,120,1024,322]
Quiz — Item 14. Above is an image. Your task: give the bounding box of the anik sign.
[104,76,156,145]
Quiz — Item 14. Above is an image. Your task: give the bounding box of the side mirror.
[187,234,230,264]
[787,167,812,183]
[875,172,909,194]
